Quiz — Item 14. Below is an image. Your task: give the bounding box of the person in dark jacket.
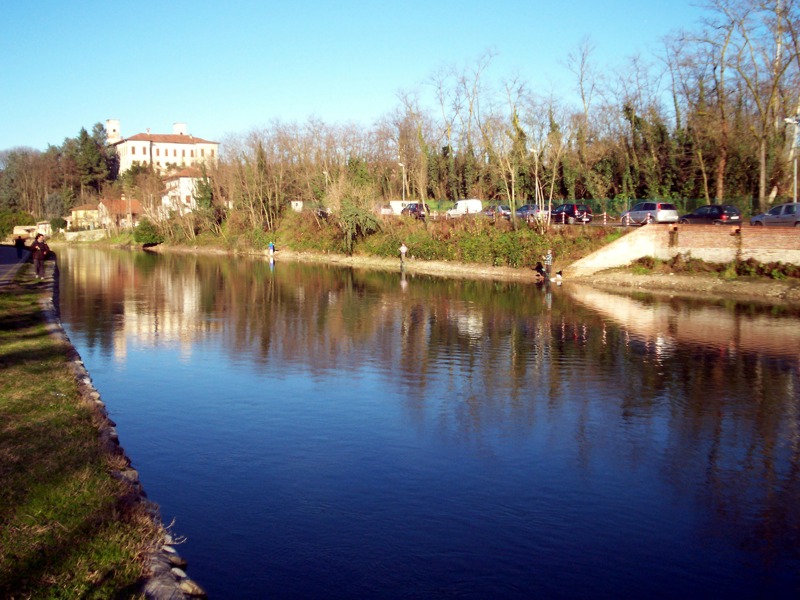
[14,236,26,259]
[29,234,50,279]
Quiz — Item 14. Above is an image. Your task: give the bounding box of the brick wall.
[566,225,800,277]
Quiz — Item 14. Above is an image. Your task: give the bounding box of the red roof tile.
[99,198,144,215]
[112,133,217,145]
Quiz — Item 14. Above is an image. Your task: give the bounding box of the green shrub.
[133,218,164,245]
[0,210,35,239]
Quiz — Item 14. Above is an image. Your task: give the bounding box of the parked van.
[446,199,483,218]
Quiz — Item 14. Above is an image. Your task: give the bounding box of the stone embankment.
[566,223,800,278]
[43,262,207,599]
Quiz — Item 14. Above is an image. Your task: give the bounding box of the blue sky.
[1,0,708,151]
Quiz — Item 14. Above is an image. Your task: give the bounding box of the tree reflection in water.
[57,247,800,598]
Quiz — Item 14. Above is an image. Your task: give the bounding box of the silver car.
[750,202,800,227]
[620,201,679,226]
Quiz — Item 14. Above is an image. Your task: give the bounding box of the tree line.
[2,0,800,237]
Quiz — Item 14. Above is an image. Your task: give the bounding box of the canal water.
[56,247,800,599]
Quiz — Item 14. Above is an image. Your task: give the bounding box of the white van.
[446,199,483,218]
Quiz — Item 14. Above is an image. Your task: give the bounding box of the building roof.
[99,198,144,215]
[163,167,204,181]
[72,203,99,211]
[111,133,217,145]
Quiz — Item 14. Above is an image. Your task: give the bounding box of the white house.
[106,120,219,174]
[161,167,204,216]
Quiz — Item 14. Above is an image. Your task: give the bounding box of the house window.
[173,149,177,157]
[182,149,185,157]
[211,149,215,157]
[190,150,194,158]
[201,149,205,157]
[132,146,136,155]
[156,148,160,156]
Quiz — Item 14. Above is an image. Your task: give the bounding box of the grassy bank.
[0,263,160,598]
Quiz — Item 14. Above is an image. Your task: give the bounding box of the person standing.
[29,234,50,279]
[543,248,553,279]
[399,242,408,266]
[14,236,26,259]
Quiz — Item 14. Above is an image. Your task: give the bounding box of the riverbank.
[0,252,205,599]
[142,242,800,308]
[574,269,800,307]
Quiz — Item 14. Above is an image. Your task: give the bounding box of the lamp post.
[784,116,799,203]
[398,162,406,203]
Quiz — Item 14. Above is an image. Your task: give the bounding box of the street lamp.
[398,162,406,203]
[784,116,799,203]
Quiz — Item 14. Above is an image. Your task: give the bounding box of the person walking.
[399,242,408,267]
[14,236,26,259]
[29,234,50,279]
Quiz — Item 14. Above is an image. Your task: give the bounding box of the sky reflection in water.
[57,248,800,599]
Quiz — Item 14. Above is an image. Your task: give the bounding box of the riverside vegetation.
[0,263,161,599]
[2,212,799,598]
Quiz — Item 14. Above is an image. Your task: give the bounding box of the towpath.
[0,243,28,286]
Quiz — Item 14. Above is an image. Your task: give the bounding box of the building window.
[190,150,194,158]
[201,149,205,157]
[211,149,215,157]
[173,149,177,157]
[132,146,136,155]
[156,148,160,156]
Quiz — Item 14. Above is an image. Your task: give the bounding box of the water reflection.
[57,247,800,599]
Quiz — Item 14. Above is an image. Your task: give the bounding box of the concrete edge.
[38,261,207,599]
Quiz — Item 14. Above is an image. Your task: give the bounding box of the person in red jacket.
[29,234,50,279]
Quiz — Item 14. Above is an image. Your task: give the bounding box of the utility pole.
[784,116,799,202]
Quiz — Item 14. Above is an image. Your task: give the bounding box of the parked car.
[401,203,430,220]
[446,198,483,218]
[620,201,679,226]
[551,203,593,224]
[678,204,742,225]
[483,204,512,219]
[750,202,800,227]
[515,204,547,221]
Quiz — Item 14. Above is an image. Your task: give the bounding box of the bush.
[133,218,164,245]
[50,217,67,233]
[0,210,35,240]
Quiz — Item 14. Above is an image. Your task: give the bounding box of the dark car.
[551,203,593,224]
[401,203,430,220]
[678,205,742,225]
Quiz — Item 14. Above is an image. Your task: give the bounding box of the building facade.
[98,198,144,228]
[106,120,219,174]
[69,203,100,230]
[161,167,204,216]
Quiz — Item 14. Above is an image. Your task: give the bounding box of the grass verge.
[0,263,160,599]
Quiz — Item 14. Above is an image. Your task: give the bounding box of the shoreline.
[24,257,206,598]
[141,242,800,308]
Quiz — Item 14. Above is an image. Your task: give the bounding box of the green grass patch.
[0,265,160,598]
